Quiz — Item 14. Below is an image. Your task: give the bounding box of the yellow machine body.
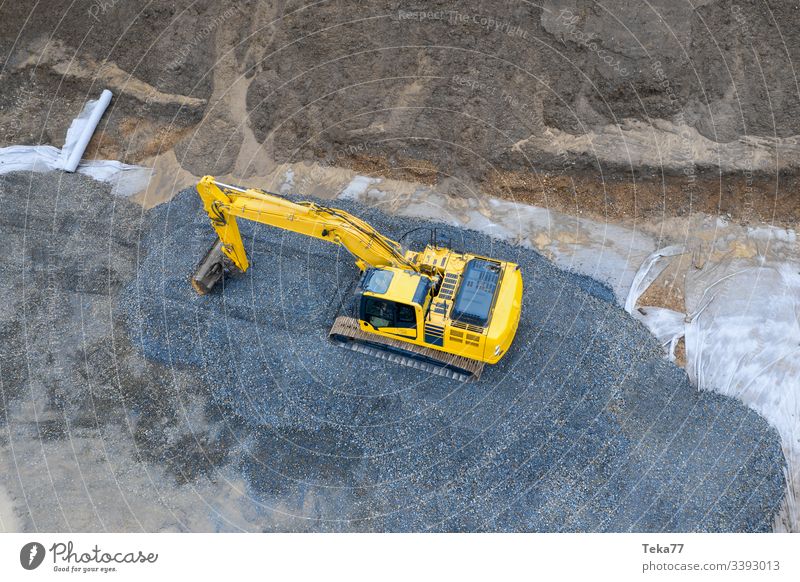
[194,176,522,365]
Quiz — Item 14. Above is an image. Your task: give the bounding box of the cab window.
[396,303,416,327]
[362,297,417,329]
[364,297,393,328]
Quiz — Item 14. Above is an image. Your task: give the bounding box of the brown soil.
[86,116,195,162]
[82,132,122,161]
[634,255,689,368]
[483,169,800,228]
[336,153,440,186]
[334,153,800,228]
[674,338,687,369]
[635,256,689,314]
[3,1,799,233]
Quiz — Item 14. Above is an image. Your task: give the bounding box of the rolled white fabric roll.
[58,89,113,173]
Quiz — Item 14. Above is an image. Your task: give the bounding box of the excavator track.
[328,316,484,382]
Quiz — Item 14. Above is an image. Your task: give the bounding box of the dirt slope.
[3,1,800,205]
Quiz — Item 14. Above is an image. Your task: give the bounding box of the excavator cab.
[357,268,433,340]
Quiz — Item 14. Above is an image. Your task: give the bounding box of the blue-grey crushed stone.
[120,186,785,532]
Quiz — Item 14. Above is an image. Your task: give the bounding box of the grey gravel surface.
[0,171,785,532]
[122,182,784,532]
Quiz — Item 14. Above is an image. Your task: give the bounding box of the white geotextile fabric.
[627,236,800,530]
[59,89,113,172]
[0,91,149,196]
[623,245,686,360]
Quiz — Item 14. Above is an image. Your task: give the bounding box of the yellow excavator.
[190,176,523,380]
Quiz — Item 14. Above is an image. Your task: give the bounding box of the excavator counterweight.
[190,176,523,380]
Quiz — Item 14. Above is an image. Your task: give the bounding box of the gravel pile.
[0,171,784,532]
[118,183,785,532]
[0,172,255,531]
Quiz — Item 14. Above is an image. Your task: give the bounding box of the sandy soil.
[3,0,800,228]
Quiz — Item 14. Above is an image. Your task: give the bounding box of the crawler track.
[328,316,484,382]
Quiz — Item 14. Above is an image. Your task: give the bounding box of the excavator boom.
[194,176,413,278]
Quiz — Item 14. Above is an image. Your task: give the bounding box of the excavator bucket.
[191,238,233,295]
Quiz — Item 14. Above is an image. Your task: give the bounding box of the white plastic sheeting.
[624,245,685,312]
[633,306,687,361]
[59,89,112,172]
[684,251,800,531]
[626,232,800,531]
[0,90,149,196]
[624,245,686,361]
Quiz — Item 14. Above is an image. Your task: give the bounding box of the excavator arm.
[192,175,415,293]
